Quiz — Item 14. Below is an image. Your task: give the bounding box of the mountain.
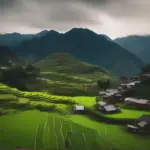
[13,28,143,77]
[100,34,112,41]
[0,33,35,48]
[0,46,20,66]
[115,35,150,64]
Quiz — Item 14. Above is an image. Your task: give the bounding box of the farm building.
[141,74,150,79]
[99,91,107,96]
[97,101,107,106]
[106,89,119,94]
[97,101,120,113]
[117,86,124,91]
[124,97,150,109]
[127,115,150,135]
[73,105,85,114]
[0,66,9,70]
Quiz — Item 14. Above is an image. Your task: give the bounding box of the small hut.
[127,115,150,135]
[73,105,85,114]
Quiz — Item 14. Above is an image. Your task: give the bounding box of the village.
[73,73,150,135]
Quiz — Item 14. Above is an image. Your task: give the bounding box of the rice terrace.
[1,14,150,150]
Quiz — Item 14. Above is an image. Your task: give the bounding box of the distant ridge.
[115,35,150,64]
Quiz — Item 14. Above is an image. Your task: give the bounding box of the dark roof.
[137,115,150,124]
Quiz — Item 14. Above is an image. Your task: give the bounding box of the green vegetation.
[0,65,40,91]
[0,55,150,150]
[0,110,150,150]
[32,53,118,96]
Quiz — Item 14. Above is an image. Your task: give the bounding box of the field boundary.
[82,133,89,150]
[60,120,65,143]
[34,124,39,150]
[53,117,59,149]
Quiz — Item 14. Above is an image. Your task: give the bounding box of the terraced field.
[1,83,150,150]
[0,110,106,150]
[0,110,150,150]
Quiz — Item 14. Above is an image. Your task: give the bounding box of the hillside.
[33,52,116,96]
[0,46,20,66]
[13,28,143,77]
[34,52,107,74]
[115,35,150,64]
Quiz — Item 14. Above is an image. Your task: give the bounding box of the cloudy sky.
[0,0,150,39]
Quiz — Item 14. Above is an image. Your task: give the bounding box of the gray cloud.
[0,0,150,38]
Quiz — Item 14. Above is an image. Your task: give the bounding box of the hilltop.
[13,28,143,77]
[33,52,115,96]
[34,52,107,74]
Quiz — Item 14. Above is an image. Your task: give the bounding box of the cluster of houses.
[96,74,150,111]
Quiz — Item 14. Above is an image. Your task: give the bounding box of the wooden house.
[124,97,150,109]
[73,105,85,114]
[97,101,120,113]
[127,115,150,135]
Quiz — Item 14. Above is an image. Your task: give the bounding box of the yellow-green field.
[0,83,150,150]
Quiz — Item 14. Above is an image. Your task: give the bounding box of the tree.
[0,65,40,91]
[141,64,150,74]
[97,79,111,91]
[25,64,40,78]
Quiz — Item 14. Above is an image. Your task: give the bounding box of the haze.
[1,0,150,39]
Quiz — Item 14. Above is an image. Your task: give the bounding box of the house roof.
[99,91,107,95]
[141,74,150,78]
[137,115,150,124]
[134,81,141,84]
[127,124,138,129]
[106,89,119,94]
[125,97,149,104]
[137,121,148,127]
[103,104,117,112]
[75,105,84,111]
[97,101,106,106]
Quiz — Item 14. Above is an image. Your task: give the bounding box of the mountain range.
[0,28,145,77]
[11,28,143,77]
[115,35,150,64]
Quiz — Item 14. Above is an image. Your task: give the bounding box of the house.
[97,101,120,113]
[73,105,85,114]
[127,124,138,133]
[127,115,150,134]
[117,86,124,91]
[0,66,9,70]
[106,89,119,94]
[124,97,150,109]
[99,91,107,96]
[97,101,107,107]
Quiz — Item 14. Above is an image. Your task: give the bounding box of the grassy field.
[1,83,150,118]
[0,110,150,150]
[1,82,150,150]
[0,110,103,150]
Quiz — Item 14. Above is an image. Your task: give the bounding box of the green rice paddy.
[0,110,150,150]
[0,83,150,150]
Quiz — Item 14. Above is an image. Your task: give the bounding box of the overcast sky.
[0,0,150,39]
